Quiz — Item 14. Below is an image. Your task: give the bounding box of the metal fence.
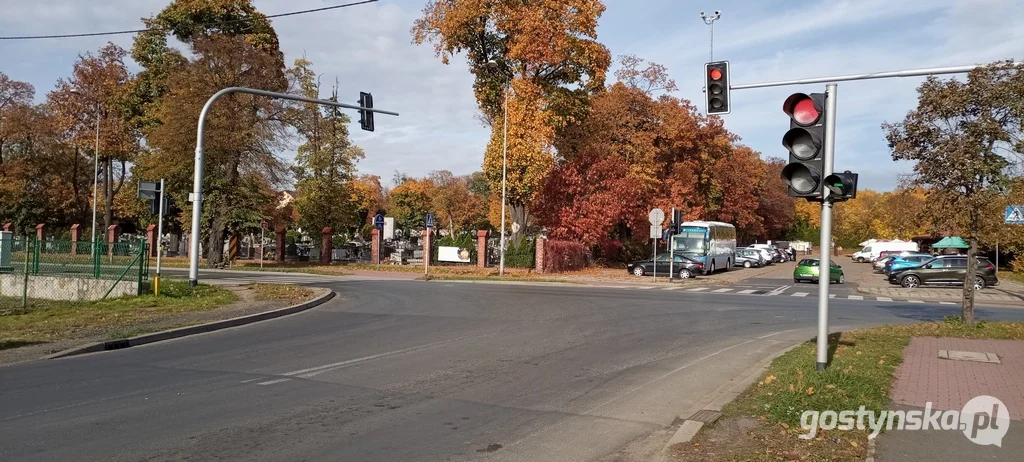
[0,235,149,312]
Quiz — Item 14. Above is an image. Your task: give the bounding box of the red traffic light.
[783,93,821,126]
[709,68,723,81]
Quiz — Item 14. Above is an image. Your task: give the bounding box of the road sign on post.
[374,213,385,229]
[649,208,665,281]
[260,220,269,229]
[425,213,435,229]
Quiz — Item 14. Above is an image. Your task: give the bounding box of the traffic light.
[780,92,827,200]
[823,171,858,201]
[358,91,374,132]
[704,61,730,115]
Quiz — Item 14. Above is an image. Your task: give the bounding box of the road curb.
[661,340,805,453]
[45,288,336,360]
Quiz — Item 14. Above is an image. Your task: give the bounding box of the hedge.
[504,238,536,268]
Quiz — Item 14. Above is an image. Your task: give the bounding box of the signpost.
[260,220,268,269]
[374,214,385,267]
[649,208,665,281]
[139,179,167,294]
[425,214,435,277]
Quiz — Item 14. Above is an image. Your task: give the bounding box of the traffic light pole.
[815,83,838,372]
[187,87,399,287]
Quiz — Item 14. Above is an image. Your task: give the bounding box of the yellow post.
[153,275,160,295]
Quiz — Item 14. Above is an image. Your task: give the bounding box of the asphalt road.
[3,275,1024,461]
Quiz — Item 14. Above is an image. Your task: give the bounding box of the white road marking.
[908,300,925,304]
[239,378,260,384]
[829,294,836,299]
[634,286,654,290]
[712,288,733,293]
[765,285,792,296]
[257,378,292,386]
[848,295,864,300]
[737,289,757,294]
[687,287,710,292]
[791,292,809,297]
[940,301,956,305]
[662,286,682,291]
[877,297,893,302]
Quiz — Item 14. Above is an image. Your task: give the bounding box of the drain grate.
[938,350,1000,364]
[688,409,723,424]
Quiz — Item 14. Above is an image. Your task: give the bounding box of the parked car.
[794,258,845,284]
[627,253,704,279]
[745,245,774,265]
[888,255,998,289]
[734,248,764,268]
[884,254,933,275]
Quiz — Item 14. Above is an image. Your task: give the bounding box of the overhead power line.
[0,0,378,41]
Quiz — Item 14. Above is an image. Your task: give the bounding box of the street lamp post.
[499,78,509,277]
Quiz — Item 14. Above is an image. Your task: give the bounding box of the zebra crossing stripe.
[662,286,682,291]
[828,294,836,299]
[877,297,893,302]
[939,301,955,305]
[908,300,925,304]
[687,287,710,292]
[711,288,733,293]
[737,289,756,294]
[848,295,864,300]
[791,292,809,297]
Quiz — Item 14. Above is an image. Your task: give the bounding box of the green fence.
[4,237,149,281]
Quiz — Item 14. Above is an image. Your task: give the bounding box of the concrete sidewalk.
[875,337,1024,461]
[858,286,1024,304]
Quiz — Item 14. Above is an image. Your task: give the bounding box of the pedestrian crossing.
[587,283,962,304]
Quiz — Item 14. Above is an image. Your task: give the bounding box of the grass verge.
[250,283,315,301]
[420,274,576,284]
[669,317,1024,461]
[0,280,236,349]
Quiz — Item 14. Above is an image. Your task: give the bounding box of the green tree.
[289,59,365,235]
[883,61,1023,326]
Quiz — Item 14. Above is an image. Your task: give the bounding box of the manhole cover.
[938,350,1000,364]
[688,409,723,424]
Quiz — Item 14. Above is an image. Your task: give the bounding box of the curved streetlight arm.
[188,86,399,286]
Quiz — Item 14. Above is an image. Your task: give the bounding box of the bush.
[505,238,536,268]
[594,238,623,264]
[621,238,652,263]
[543,240,589,273]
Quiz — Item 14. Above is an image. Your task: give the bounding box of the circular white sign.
[511,222,521,233]
[648,208,665,226]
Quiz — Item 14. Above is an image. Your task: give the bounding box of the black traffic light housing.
[704,61,730,115]
[823,171,858,201]
[358,91,374,132]
[781,92,827,201]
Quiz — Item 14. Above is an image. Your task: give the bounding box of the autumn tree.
[47,44,140,235]
[387,178,435,231]
[141,35,289,265]
[754,157,797,242]
[427,170,482,235]
[350,174,386,236]
[289,59,364,235]
[413,0,612,244]
[883,61,1023,326]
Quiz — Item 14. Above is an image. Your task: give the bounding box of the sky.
[1,0,1022,192]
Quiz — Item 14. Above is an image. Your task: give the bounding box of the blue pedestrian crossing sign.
[1006,206,1024,224]
[425,214,435,229]
[374,213,385,229]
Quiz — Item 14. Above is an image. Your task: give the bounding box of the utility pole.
[815,83,838,372]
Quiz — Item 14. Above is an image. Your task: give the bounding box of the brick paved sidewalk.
[858,286,1024,303]
[891,337,1024,419]
[875,337,1024,461]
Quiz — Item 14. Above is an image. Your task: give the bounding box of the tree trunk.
[510,203,527,245]
[962,235,978,327]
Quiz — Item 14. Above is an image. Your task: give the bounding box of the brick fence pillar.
[476,230,488,268]
[275,227,286,262]
[535,237,546,273]
[35,223,44,241]
[321,227,332,264]
[107,224,120,257]
[422,229,433,269]
[371,228,381,264]
[70,224,81,254]
[146,224,158,257]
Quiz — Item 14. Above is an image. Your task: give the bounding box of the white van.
[746,244,775,265]
[851,240,919,262]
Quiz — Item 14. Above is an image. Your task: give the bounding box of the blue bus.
[671,221,737,274]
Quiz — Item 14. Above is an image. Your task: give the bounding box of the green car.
[793,258,845,284]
